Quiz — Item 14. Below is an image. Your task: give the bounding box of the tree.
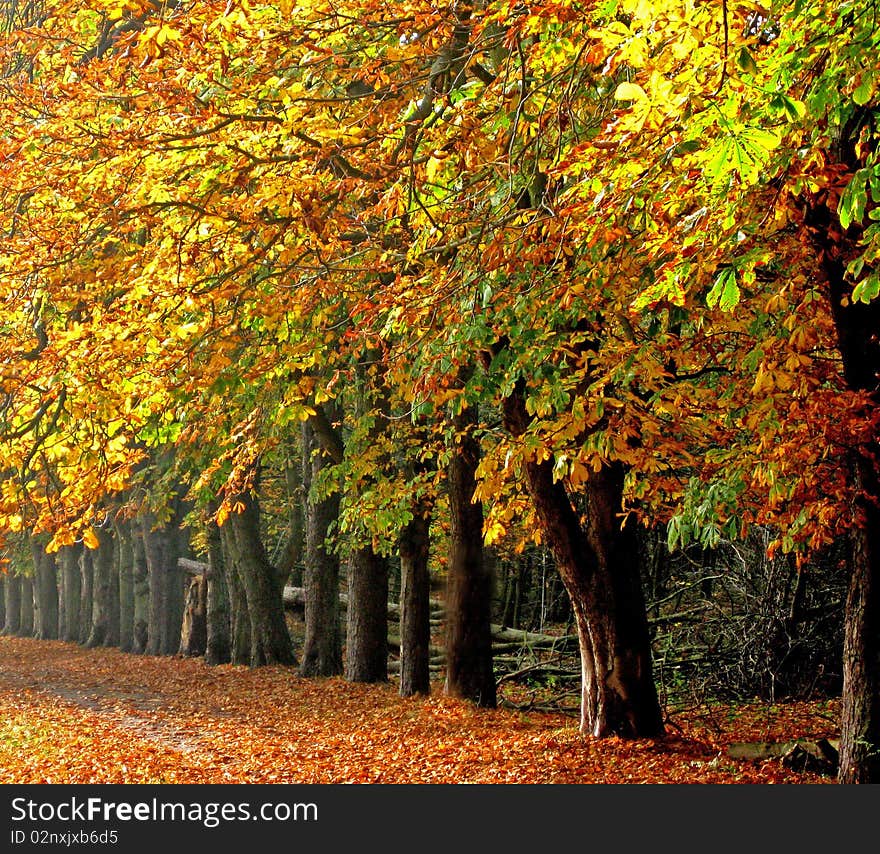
[204,511,231,665]
[444,398,496,708]
[115,517,136,653]
[31,536,58,640]
[219,479,295,667]
[546,0,880,777]
[57,544,81,643]
[85,525,115,648]
[298,417,343,677]
[2,572,21,636]
[398,496,433,697]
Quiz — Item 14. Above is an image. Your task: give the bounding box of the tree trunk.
[107,528,121,648]
[86,527,114,648]
[142,510,185,655]
[18,574,34,637]
[58,544,82,642]
[834,301,880,781]
[278,437,306,587]
[346,546,388,682]
[399,509,432,696]
[503,557,526,630]
[179,572,207,657]
[31,538,58,640]
[502,387,664,737]
[445,402,496,708]
[299,419,343,677]
[836,355,880,785]
[840,469,880,783]
[806,189,880,783]
[3,574,21,635]
[220,522,251,665]
[0,576,5,632]
[205,516,231,665]
[131,523,150,654]
[78,548,93,645]
[224,488,295,667]
[344,368,391,684]
[116,519,135,652]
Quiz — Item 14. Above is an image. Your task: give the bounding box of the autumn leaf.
[0,637,837,784]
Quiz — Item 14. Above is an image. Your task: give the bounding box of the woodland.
[0,0,878,786]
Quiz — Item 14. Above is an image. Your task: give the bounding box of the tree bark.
[107,528,121,648]
[344,370,392,684]
[299,419,343,677]
[116,519,135,652]
[131,523,149,654]
[86,527,115,648]
[31,538,58,640]
[220,522,251,665]
[104,526,122,647]
[836,354,880,784]
[223,488,295,667]
[141,510,185,655]
[834,292,880,781]
[179,572,207,657]
[502,387,664,737]
[3,574,21,635]
[399,509,432,696]
[0,575,5,632]
[840,469,880,783]
[346,545,389,682]
[78,548,93,645]
[205,516,231,665]
[18,574,34,637]
[445,402,496,708]
[58,544,82,642]
[278,436,306,587]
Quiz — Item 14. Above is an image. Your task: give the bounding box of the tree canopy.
[0,0,878,780]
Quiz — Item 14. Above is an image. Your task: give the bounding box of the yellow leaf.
[484,519,506,545]
[614,82,647,101]
[83,528,99,550]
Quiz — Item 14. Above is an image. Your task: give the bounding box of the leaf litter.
[0,637,836,784]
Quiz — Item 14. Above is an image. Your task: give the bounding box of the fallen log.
[179,557,210,576]
[388,661,444,675]
[495,660,580,685]
[489,625,576,647]
[282,586,443,620]
[387,635,445,660]
[727,738,839,776]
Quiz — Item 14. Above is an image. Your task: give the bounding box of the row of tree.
[2,506,848,711]
[0,0,878,783]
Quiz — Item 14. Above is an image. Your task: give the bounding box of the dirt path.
[0,666,204,756]
[0,636,837,784]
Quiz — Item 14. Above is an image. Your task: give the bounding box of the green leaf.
[852,271,880,304]
[739,127,781,154]
[736,47,758,75]
[667,515,681,552]
[776,93,806,121]
[852,78,874,107]
[838,168,868,230]
[707,267,740,311]
[869,165,880,203]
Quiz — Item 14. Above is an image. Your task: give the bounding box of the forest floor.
[0,636,840,784]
